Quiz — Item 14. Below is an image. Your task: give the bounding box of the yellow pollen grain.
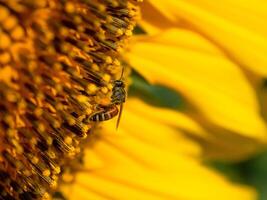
[55,84,62,92]
[107,83,113,90]
[98,32,106,41]
[28,61,37,71]
[85,107,92,115]
[64,136,72,145]
[37,123,45,133]
[7,129,16,137]
[105,56,112,64]
[101,87,109,94]
[128,24,134,31]
[55,103,64,111]
[11,26,25,40]
[47,46,55,54]
[102,74,111,82]
[12,139,23,154]
[6,92,18,103]
[34,76,43,84]
[59,27,68,37]
[74,16,82,24]
[30,138,37,146]
[128,10,135,17]
[76,95,89,103]
[60,43,70,53]
[125,29,133,36]
[54,166,61,174]
[112,1,119,7]
[16,145,24,154]
[0,6,9,22]
[92,63,100,71]
[48,151,56,159]
[37,92,44,100]
[46,136,53,145]
[65,2,75,13]
[4,115,15,128]
[93,20,101,28]
[50,180,58,189]
[36,92,45,104]
[32,157,39,164]
[97,96,110,105]
[66,115,76,126]
[81,132,88,139]
[34,108,43,117]
[73,139,79,145]
[82,45,90,52]
[23,170,31,177]
[113,59,121,66]
[67,151,75,158]
[87,83,98,93]
[116,28,123,36]
[106,16,113,23]
[52,120,61,128]
[0,52,11,64]
[77,25,85,32]
[42,169,51,177]
[41,192,50,200]
[97,4,106,12]
[68,146,75,153]
[0,33,11,49]
[3,16,17,30]
[52,174,58,181]
[35,0,47,8]
[46,31,54,41]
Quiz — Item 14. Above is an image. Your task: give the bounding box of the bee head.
[113,80,125,87]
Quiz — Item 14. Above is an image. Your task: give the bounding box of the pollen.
[0,0,140,199]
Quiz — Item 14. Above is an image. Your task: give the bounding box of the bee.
[89,66,126,129]
[89,104,119,122]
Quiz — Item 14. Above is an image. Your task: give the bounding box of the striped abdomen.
[90,105,118,122]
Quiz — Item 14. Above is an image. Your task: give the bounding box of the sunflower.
[0,0,266,200]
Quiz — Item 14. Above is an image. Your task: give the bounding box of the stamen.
[0,0,140,199]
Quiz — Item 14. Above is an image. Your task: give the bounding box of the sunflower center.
[0,0,139,199]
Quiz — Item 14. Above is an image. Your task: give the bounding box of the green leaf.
[129,70,184,109]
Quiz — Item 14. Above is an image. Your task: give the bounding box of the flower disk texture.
[0,0,139,199]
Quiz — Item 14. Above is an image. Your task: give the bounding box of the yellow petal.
[65,138,257,200]
[143,0,267,76]
[128,31,267,142]
[138,1,178,34]
[103,124,200,171]
[82,148,104,170]
[180,0,267,36]
[99,100,202,157]
[125,98,208,139]
[134,28,223,56]
[61,183,107,200]
[91,98,261,161]
[60,97,257,200]
[123,98,265,161]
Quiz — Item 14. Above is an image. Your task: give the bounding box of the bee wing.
[116,103,123,130]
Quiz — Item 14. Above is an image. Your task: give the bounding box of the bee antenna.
[119,65,125,80]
